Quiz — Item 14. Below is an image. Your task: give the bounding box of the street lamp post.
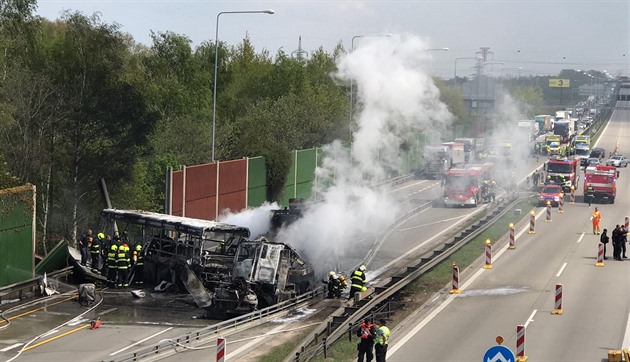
[211,9,274,162]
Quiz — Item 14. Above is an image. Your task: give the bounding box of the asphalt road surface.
[388,104,630,361]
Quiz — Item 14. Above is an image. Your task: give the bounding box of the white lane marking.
[390,207,547,357]
[228,323,286,358]
[0,343,24,352]
[98,308,118,316]
[556,263,568,277]
[593,117,612,148]
[577,232,585,243]
[397,215,468,232]
[387,179,431,194]
[524,309,537,328]
[109,327,174,356]
[622,313,630,350]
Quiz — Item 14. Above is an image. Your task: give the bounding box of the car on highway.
[587,158,601,167]
[539,184,563,206]
[606,155,628,167]
[589,147,606,160]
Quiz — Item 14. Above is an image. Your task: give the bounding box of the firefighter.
[116,238,131,288]
[132,242,144,285]
[357,318,376,362]
[107,242,118,287]
[586,183,595,206]
[350,265,368,300]
[323,271,341,298]
[89,233,103,273]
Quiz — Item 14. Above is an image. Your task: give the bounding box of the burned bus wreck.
[101,209,315,315]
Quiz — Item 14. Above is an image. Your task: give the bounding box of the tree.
[433,77,468,136]
[42,12,156,242]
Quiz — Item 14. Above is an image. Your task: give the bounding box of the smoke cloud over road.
[275,34,453,275]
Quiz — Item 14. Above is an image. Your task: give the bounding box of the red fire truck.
[443,164,493,207]
[584,165,618,203]
[544,157,580,192]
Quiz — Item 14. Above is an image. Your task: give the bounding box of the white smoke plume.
[276,34,453,275]
[218,202,279,239]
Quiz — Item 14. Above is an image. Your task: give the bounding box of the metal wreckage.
[101,206,315,316]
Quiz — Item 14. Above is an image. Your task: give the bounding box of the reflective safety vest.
[375,326,390,346]
[107,244,118,268]
[359,322,374,340]
[592,211,601,223]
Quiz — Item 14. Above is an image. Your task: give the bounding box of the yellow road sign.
[549,79,570,88]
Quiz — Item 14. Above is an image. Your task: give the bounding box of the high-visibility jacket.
[351,269,366,291]
[116,244,130,269]
[133,244,143,266]
[375,325,390,346]
[107,244,118,268]
[90,237,101,255]
[592,211,601,222]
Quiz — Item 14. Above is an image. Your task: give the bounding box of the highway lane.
[0,291,213,362]
[0,123,600,361]
[388,105,629,361]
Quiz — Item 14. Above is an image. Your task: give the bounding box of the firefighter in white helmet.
[349,265,367,300]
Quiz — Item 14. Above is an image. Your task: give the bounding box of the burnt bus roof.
[101,209,250,238]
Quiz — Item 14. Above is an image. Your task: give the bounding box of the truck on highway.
[454,137,476,163]
[584,165,618,203]
[533,115,552,134]
[442,164,492,207]
[553,120,573,143]
[424,142,465,179]
[544,157,580,192]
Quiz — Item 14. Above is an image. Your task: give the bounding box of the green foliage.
[434,77,467,133]
[257,142,291,202]
[0,6,600,245]
[0,153,21,189]
[509,84,544,118]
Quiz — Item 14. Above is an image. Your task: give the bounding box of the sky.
[35,0,630,78]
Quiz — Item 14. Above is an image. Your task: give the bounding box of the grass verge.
[260,327,314,362]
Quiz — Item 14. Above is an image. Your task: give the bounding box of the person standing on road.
[591,207,602,235]
[621,225,629,259]
[375,319,390,362]
[600,229,609,260]
[532,170,539,189]
[586,184,595,206]
[612,225,622,261]
[357,318,376,362]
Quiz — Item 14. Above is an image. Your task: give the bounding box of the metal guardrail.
[108,287,326,362]
[0,267,73,303]
[364,200,433,267]
[288,194,525,362]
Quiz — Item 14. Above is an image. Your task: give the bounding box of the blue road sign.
[483,345,515,362]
